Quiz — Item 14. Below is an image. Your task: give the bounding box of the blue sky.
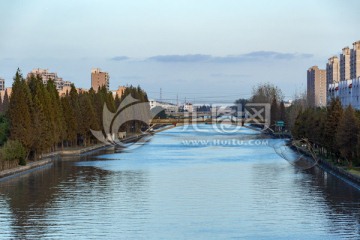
[1,0,359,103]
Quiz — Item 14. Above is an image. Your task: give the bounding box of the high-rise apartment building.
[307,66,326,107]
[350,40,360,80]
[326,56,340,88]
[340,47,351,81]
[91,68,109,91]
[27,68,70,90]
[0,78,4,91]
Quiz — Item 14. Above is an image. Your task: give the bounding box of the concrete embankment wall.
[0,144,111,180]
[0,158,54,180]
[292,145,360,187]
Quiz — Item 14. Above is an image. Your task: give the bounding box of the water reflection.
[0,159,149,239]
[0,125,359,239]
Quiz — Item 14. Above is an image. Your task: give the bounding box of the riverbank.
[0,127,178,180]
[292,144,360,188]
[245,124,360,188]
[0,143,111,180]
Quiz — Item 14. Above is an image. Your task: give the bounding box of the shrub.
[0,140,27,165]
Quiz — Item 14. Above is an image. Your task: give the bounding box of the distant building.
[0,78,4,91]
[91,68,109,91]
[340,47,351,81]
[183,102,193,112]
[328,77,360,109]
[326,40,360,108]
[307,66,326,107]
[58,86,72,97]
[112,86,126,99]
[283,100,293,108]
[326,56,340,89]
[350,40,360,80]
[27,68,70,90]
[0,88,12,101]
[149,99,178,114]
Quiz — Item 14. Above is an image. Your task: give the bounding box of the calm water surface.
[0,125,359,239]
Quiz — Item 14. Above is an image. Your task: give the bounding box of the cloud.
[210,73,250,78]
[147,54,212,62]
[110,56,130,61]
[212,51,313,63]
[147,51,313,63]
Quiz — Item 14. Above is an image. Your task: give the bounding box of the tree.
[8,69,33,155]
[0,114,9,145]
[324,98,343,158]
[0,94,3,113]
[250,82,283,104]
[2,90,10,113]
[30,95,49,159]
[336,105,359,165]
[78,93,99,146]
[47,80,65,150]
[279,101,286,121]
[61,96,77,146]
[270,97,279,125]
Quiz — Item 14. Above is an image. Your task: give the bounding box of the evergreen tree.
[270,97,279,126]
[2,90,9,113]
[61,96,77,146]
[324,98,343,158]
[47,80,65,149]
[279,101,286,121]
[80,93,99,145]
[336,105,359,165]
[8,69,33,156]
[31,95,49,158]
[0,94,3,113]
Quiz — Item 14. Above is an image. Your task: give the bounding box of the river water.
[0,124,359,239]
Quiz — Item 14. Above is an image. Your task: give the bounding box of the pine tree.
[61,96,77,146]
[47,80,65,150]
[336,105,359,165]
[0,94,3,113]
[270,97,279,127]
[69,85,81,145]
[79,93,99,146]
[2,90,9,113]
[279,101,286,121]
[31,95,49,158]
[324,98,343,158]
[8,69,33,155]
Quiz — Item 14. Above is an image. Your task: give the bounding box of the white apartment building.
[149,99,179,114]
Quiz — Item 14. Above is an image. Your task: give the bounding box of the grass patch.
[347,168,360,177]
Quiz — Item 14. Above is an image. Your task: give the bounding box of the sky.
[1,0,360,104]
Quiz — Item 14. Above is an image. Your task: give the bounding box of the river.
[0,124,359,239]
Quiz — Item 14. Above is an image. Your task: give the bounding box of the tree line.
[292,98,360,167]
[0,69,150,165]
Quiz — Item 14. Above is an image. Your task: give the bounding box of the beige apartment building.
[91,68,109,91]
[326,56,340,88]
[112,86,126,99]
[340,47,351,81]
[307,66,326,107]
[0,78,4,91]
[27,68,71,90]
[350,40,360,79]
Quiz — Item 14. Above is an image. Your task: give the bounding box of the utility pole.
[160,88,162,101]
